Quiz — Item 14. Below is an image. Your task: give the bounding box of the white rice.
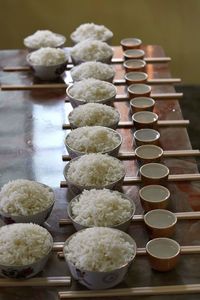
[24,30,65,48]
[29,47,68,66]
[64,227,135,272]
[66,153,125,187]
[69,78,116,102]
[0,179,54,216]
[71,189,133,226]
[0,223,53,266]
[68,103,120,128]
[71,23,113,43]
[70,39,113,62]
[66,126,121,154]
[70,61,115,82]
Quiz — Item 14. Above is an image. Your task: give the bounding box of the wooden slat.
[62,119,189,130]
[58,283,200,298]
[0,276,71,287]
[62,150,200,161]
[1,83,67,90]
[58,211,200,226]
[114,78,181,85]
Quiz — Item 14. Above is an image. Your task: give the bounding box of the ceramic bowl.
[132,111,158,130]
[123,49,145,60]
[123,59,146,73]
[120,38,142,50]
[66,82,117,108]
[140,163,169,185]
[0,184,55,225]
[124,72,148,85]
[65,126,122,158]
[130,97,155,113]
[139,185,170,211]
[135,144,163,164]
[68,105,120,130]
[0,229,53,278]
[24,33,66,51]
[128,83,151,98]
[26,54,67,80]
[146,237,180,272]
[63,228,137,289]
[67,190,135,232]
[144,209,177,238]
[133,128,160,146]
[63,156,126,196]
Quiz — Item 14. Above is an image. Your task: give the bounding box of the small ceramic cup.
[135,145,163,165]
[123,59,146,73]
[139,185,170,211]
[124,72,148,86]
[132,111,158,130]
[133,128,160,146]
[146,237,181,272]
[123,49,145,60]
[140,163,169,186]
[120,38,142,50]
[144,209,177,238]
[128,84,151,98]
[130,97,155,114]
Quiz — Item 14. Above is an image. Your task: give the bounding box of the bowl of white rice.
[63,227,136,289]
[66,78,117,108]
[24,30,66,51]
[0,179,55,225]
[0,223,53,278]
[70,23,113,44]
[70,61,115,83]
[68,103,120,129]
[65,126,122,158]
[70,39,113,65]
[64,153,126,195]
[26,47,68,80]
[68,189,135,232]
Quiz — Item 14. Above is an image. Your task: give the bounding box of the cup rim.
[134,128,160,142]
[144,209,177,229]
[135,144,163,160]
[123,59,146,69]
[140,163,169,179]
[67,189,135,228]
[63,227,137,272]
[124,49,145,59]
[139,184,170,202]
[132,111,158,124]
[128,83,151,94]
[125,72,148,82]
[130,97,155,109]
[65,126,122,156]
[120,37,142,47]
[146,237,181,259]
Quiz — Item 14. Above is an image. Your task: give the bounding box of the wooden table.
[0,46,200,300]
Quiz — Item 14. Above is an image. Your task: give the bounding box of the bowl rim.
[135,144,163,160]
[68,104,120,129]
[63,227,137,272]
[23,32,66,49]
[134,128,160,142]
[139,184,170,202]
[65,126,122,156]
[63,154,126,189]
[0,226,53,268]
[0,182,55,219]
[146,237,181,259]
[128,83,151,94]
[140,162,170,179]
[26,52,68,67]
[120,37,142,46]
[66,80,117,104]
[130,96,155,107]
[67,189,135,228]
[144,209,177,229]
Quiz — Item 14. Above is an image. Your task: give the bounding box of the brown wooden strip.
[0,276,71,287]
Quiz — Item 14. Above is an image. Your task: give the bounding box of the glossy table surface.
[0,46,200,300]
